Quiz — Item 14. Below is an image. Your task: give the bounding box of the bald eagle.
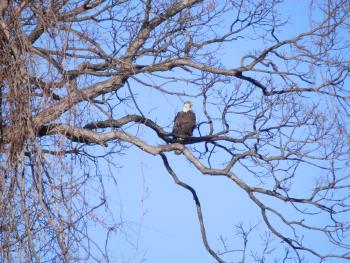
[172,101,196,154]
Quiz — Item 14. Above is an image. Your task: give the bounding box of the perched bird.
[172,101,196,154]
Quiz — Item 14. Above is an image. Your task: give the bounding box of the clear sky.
[85,1,349,262]
[2,1,349,262]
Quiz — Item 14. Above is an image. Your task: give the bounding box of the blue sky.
[2,1,350,262]
[78,1,350,262]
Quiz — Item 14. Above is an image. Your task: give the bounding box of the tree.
[0,0,349,262]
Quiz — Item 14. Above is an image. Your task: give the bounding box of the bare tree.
[0,0,349,262]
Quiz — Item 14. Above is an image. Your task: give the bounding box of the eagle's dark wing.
[172,112,182,136]
[188,111,196,135]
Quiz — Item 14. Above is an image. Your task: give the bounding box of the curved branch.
[160,153,225,263]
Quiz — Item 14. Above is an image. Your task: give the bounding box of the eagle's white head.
[182,101,193,112]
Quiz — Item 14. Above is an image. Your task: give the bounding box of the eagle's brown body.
[172,110,196,138]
